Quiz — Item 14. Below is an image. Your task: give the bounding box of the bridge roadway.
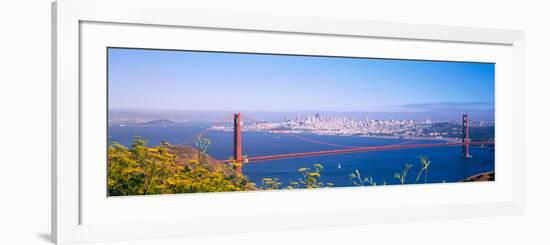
[221,140,494,163]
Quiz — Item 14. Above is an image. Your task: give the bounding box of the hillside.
[463,171,495,182]
[166,145,239,177]
[107,139,254,196]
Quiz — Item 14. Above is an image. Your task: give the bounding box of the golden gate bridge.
[195,113,494,174]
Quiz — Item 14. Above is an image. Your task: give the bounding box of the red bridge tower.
[233,113,243,173]
[462,113,472,158]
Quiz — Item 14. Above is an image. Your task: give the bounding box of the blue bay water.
[109,124,495,187]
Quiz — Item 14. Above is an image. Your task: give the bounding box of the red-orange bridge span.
[223,140,494,163]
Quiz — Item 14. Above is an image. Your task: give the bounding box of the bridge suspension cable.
[221,140,494,163]
[189,113,489,166]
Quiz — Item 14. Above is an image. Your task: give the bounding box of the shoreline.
[238,129,461,143]
[463,171,495,182]
[110,124,469,143]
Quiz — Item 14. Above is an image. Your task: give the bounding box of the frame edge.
[53,0,527,243]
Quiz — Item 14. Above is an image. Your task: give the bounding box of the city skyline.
[108,47,495,119]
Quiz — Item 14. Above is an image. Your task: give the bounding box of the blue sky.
[108,48,494,116]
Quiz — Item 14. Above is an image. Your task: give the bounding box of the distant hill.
[136,119,176,126]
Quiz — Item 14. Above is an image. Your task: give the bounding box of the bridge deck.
[220,140,494,163]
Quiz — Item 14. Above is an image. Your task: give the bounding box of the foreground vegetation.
[108,137,252,196]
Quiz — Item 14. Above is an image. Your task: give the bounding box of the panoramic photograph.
[107,47,495,196]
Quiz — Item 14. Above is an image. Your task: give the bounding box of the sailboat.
[337,163,342,169]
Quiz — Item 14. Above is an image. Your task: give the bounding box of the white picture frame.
[52,0,525,244]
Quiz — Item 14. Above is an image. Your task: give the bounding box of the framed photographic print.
[52,0,525,244]
[106,47,495,194]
